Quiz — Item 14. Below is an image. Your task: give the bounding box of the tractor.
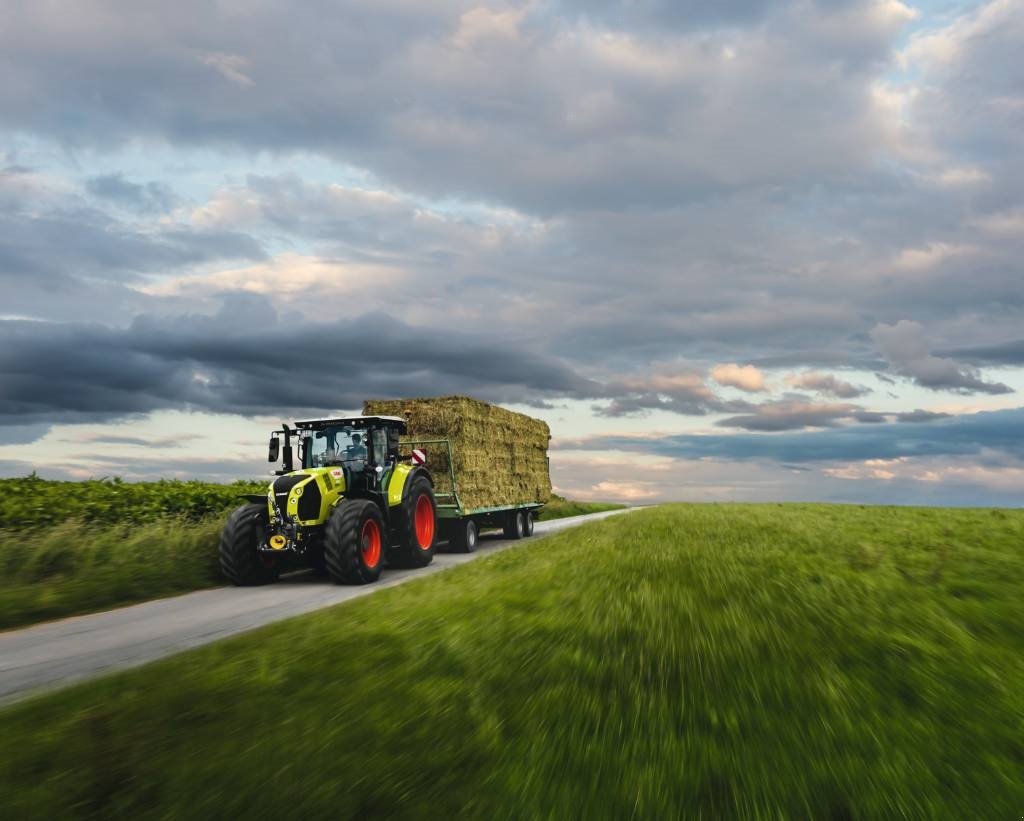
[219,416,437,585]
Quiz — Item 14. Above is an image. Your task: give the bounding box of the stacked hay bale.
[363,396,552,511]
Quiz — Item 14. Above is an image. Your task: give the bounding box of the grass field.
[1,503,1021,817]
[536,493,626,520]
[0,479,614,629]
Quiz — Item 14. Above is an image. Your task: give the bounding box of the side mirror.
[268,436,280,462]
[299,440,309,465]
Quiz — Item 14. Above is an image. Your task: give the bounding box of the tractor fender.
[387,464,433,508]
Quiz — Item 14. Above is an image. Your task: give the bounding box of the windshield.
[303,426,368,468]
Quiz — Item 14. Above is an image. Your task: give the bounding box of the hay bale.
[363,395,551,511]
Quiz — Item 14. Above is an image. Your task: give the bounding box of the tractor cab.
[293,416,406,494]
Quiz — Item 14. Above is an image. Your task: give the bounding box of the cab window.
[371,428,388,464]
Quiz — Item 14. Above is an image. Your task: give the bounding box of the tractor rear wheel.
[389,476,437,568]
[503,509,526,540]
[448,517,479,553]
[219,503,279,586]
[324,499,385,585]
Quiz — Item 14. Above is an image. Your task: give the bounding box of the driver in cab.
[346,432,368,463]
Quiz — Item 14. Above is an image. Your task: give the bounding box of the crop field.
[0,475,267,530]
[0,478,617,629]
[1,503,1020,817]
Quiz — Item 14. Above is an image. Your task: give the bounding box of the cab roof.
[293,415,407,432]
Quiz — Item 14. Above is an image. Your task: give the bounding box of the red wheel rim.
[414,494,435,549]
[361,518,382,568]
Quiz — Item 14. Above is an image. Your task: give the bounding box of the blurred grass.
[1,503,1022,817]
[0,517,225,630]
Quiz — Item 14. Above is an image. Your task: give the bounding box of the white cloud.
[711,363,766,393]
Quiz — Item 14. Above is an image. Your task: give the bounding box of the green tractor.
[219,416,437,586]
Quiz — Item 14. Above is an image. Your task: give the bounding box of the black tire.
[448,517,479,554]
[503,509,526,540]
[523,510,535,537]
[219,503,279,586]
[388,476,437,568]
[324,499,385,585]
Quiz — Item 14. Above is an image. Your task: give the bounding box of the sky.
[1,0,1022,506]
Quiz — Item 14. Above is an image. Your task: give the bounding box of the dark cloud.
[872,320,1013,395]
[565,407,1024,464]
[76,434,200,448]
[0,294,603,425]
[553,0,778,30]
[0,423,54,445]
[589,368,762,417]
[716,401,866,431]
[786,371,870,399]
[895,410,952,424]
[85,174,178,213]
[941,340,1024,366]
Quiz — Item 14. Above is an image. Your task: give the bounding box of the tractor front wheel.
[219,503,279,586]
[389,476,437,568]
[324,499,385,585]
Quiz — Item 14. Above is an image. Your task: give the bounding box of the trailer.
[364,395,552,553]
[399,435,543,553]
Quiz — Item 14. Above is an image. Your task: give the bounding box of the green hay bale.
[363,395,552,511]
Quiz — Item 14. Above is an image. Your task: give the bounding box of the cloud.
[594,371,753,417]
[0,165,264,290]
[785,371,869,398]
[0,0,920,213]
[942,339,1024,366]
[554,0,780,32]
[715,401,870,431]
[0,0,1022,505]
[711,363,766,392]
[563,406,1024,464]
[198,52,255,87]
[85,174,178,213]
[0,293,603,426]
[872,320,1012,395]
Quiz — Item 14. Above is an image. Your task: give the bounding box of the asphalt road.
[0,509,631,706]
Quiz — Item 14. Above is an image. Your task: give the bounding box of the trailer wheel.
[523,511,535,537]
[389,476,437,568]
[220,503,279,586]
[503,509,526,540]
[448,517,479,553]
[324,499,385,585]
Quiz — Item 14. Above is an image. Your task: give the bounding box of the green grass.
[0,517,227,630]
[0,487,619,629]
[2,503,1022,817]
[537,493,626,520]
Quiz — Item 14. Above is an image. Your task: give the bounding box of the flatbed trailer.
[402,436,544,552]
